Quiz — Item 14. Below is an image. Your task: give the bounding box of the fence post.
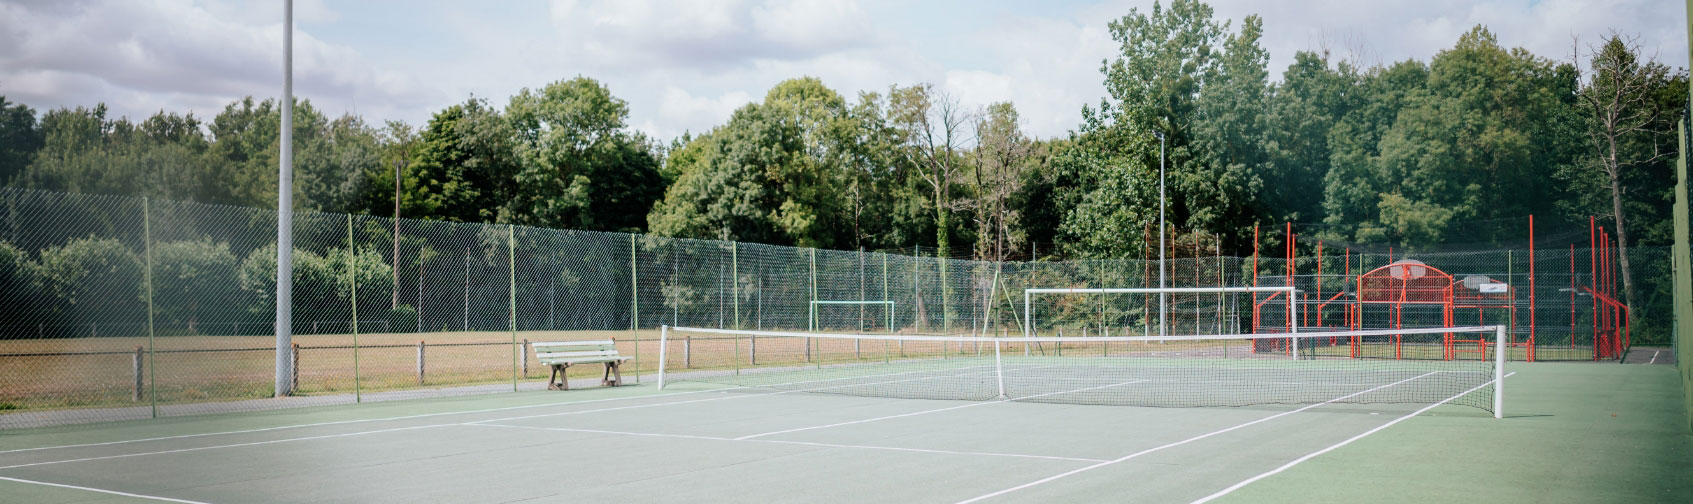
[291,343,300,393]
[808,248,817,363]
[509,224,517,392]
[132,346,143,402]
[142,197,156,417]
[732,241,741,375]
[348,214,361,403]
[629,234,639,383]
[417,340,426,385]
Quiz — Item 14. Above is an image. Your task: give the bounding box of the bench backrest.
[532,340,626,364]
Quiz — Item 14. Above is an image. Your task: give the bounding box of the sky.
[0,0,1685,142]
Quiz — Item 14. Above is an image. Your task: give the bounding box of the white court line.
[954,371,1446,504]
[1189,372,1516,504]
[0,387,728,455]
[0,423,444,471]
[0,475,212,504]
[469,423,1107,463]
[734,378,1148,440]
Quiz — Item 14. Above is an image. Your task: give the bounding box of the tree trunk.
[1608,172,1638,319]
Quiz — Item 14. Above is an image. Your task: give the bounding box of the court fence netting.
[0,187,1666,428]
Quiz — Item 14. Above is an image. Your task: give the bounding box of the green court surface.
[0,362,1687,503]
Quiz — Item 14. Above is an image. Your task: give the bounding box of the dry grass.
[0,329,666,411]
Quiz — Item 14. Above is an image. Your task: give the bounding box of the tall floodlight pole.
[275,0,294,397]
[1154,131,1166,338]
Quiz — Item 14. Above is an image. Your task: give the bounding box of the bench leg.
[549,363,571,390]
[601,362,623,387]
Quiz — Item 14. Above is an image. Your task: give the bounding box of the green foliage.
[506,77,663,232]
[36,236,143,323]
[648,78,859,248]
[0,96,43,185]
[403,98,519,223]
[151,239,243,331]
[0,240,44,334]
[237,243,393,325]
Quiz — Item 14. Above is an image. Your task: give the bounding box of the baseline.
[0,475,212,504]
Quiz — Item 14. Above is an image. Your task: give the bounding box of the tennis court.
[5,330,1688,504]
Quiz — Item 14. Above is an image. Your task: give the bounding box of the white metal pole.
[1289,288,1299,359]
[274,0,294,398]
[1494,325,1505,418]
[1158,132,1167,339]
[658,325,670,389]
[994,339,1006,400]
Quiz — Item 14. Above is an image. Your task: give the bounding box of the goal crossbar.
[1023,286,1299,343]
[808,300,897,331]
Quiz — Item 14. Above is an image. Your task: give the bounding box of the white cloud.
[0,0,1683,148]
[0,0,436,123]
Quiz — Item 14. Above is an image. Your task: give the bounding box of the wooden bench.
[531,340,630,390]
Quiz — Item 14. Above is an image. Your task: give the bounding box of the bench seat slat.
[532,340,615,347]
[537,350,622,359]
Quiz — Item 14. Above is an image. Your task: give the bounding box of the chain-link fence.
[0,187,1675,429]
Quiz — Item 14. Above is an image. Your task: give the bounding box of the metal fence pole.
[510,224,517,392]
[630,234,639,383]
[349,214,361,403]
[808,248,817,363]
[143,197,156,417]
[417,340,426,385]
[732,241,741,375]
[132,346,143,402]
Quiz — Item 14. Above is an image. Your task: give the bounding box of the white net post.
[1494,324,1506,418]
[994,338,1006,399]
[657,325,670,390]
[1289,288,1300,359]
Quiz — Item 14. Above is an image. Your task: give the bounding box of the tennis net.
[657,325,1506,416]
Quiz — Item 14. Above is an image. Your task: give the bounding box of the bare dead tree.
[891,84,970,259]
[1570,32,1675,315]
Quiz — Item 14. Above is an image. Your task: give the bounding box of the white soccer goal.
[1022,286,1300,349]
[808,300,896,332]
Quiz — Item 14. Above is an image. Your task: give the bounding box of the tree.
[506,77,663,231]
[0,96,43,185]
[403,98,519,223]
[37,237,144,327]
[969,102,1034,261]
[1569,33,1686,309]
[0,240,44,337]
[1323,27,1576,248]
[648,78,856,248]
[890,83,970,257]
[1265,51,1358,223]
[152,239,241,333]
[1188,13,1272,242]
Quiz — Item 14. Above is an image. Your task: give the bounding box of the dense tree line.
[0,0,1684,308]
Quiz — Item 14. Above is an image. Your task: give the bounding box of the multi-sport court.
[4,322,1688,503]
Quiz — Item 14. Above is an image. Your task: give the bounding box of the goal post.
[809,300,897,332]
[1023,286,1299,345]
